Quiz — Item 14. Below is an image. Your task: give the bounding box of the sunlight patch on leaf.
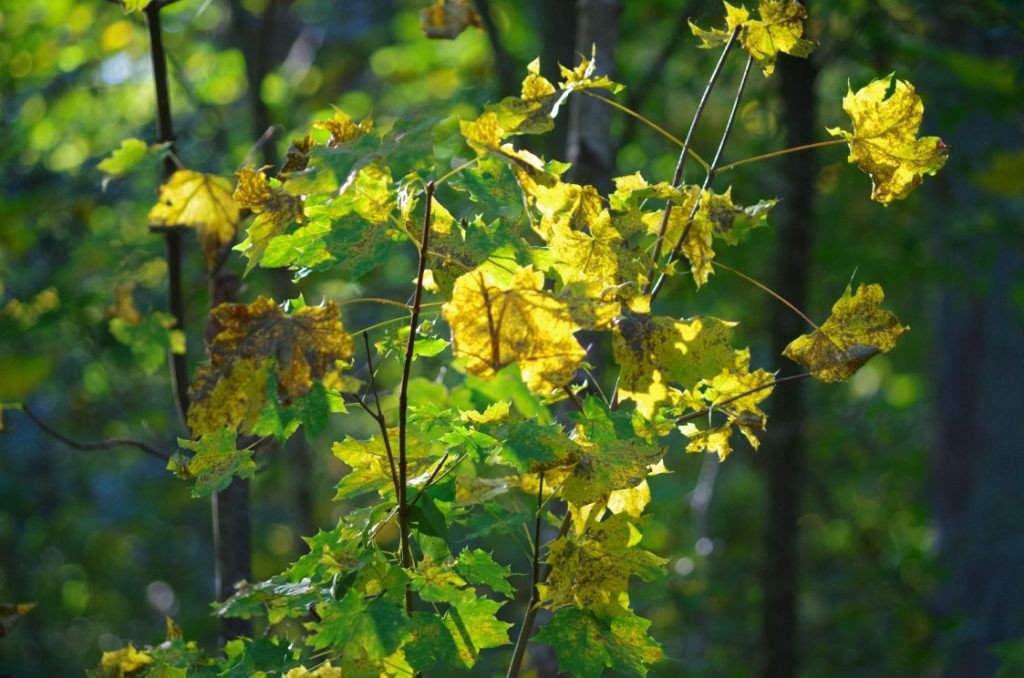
[148,170,240,270]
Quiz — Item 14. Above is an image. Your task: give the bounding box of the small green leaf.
[536,606,663,678]
[171,429,254,498]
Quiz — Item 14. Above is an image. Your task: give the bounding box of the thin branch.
[713,261,819,329]
[717,138,846,173]
[506,510,572,678]
[336,297,412,311]
[396,179,436,612]
[363,332,400,496]
[144,1,189,427]
[20,405,171,462]
[435,157,480,187]
[676,373,811,425]
[647,25,740,283]
[562,385,584,412]
[409,451,452,506]
[651,53,755,301]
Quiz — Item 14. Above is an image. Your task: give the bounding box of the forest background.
[0,0,1022,675]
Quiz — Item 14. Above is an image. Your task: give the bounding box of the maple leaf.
[828,74,949,205]
[233,167,304,272]
[333,431,436,501]
[89,643,154,678]
[419,0,481,39]
[783,283,907,382]
[613,311,739,419]
[148,169,241,270]
[122,0,150,13]
[540,513,665,612]
[97,138,163,182]
[444,265,586,395]
[690,1,815,76]
[187,297,352,435]
[169,428,254,498]
[536,606,663,678]
[312,107,373,147]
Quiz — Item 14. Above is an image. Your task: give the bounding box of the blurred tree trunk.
[566,0,621,193]
[761,49,818,678]
[533,0,576,160]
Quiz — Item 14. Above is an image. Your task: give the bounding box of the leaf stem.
[20,404,171,462]
[144,1,189,427]
[652,53,755,301]
[648,25,741,281]
[397,179,436,613]
[582,91,710,171]
[435,157,481,187]
[336,297,412,311]
[362,332,400,496]
[717,138,846,173]
[713,261,819,329]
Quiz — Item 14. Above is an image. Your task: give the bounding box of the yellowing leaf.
[828,75,949,205]
[148,170,240,270]
[122,0,150,13]
[233,167,304,272]
[188,297,352,434]
[522,57,556,99]
[444,265,586,395]
[690,1,815,76]
[613,312,738,419]
[420,0,481,39]
[783,283,907,382]
[98,138,161,179]
[333,432,435,500]
[90,643,154,678]
[539,513,665,611]
[557,45,624,94]
[312,108,373,147]
[170,428,254,498]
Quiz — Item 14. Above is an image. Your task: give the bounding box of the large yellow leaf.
[690,1,815,76]
[312,108,373,147]
[828,74,949,205]
[188,297,352,434]
[783,283,907,382]
[444,265,586,395]
[148,170,240,270]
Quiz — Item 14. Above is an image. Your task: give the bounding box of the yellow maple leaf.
[188,297,352,434]
[783,283,907,382]
[444,265,586,395]
[91,643,154,678]
[828,74,949,205]
[690,0,815,76]
[419,0,481,39]
[613,311,738,419]
[148,169,240,270]
[233,167,305,272]
[521,57,556,99]
[312,107,373,147]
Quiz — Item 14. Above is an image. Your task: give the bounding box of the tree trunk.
[760,50,818,678]
[566,0,621,193]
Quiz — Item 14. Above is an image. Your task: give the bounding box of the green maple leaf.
[308,590,408,660]
[454,548,515,596]
[536,606,663,678]
[169,428,254,498]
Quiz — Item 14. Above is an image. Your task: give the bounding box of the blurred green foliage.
[1,0,1020,675]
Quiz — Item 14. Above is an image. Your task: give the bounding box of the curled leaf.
[783,283,907,382]
[828,74,949,205]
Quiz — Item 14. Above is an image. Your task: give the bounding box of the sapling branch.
[363,332,400,497]
[675,373,811,425]
[648,25,741,277]
[397,179,436,612]
[651,53,755,301]
[144,1,190,427]
[20,404,171,462]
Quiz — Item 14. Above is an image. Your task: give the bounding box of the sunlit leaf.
[88,643,154,678]
[312,108,373,147]
[444,265,586,395]
[828,74,949,204]
[613,311,738,418]
[690,1,816,76]
[148,169,240,270]
[169,428,253,498]
[233,167,305,273]
[783,283,907,382]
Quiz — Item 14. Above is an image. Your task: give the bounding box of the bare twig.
[676,373,811,425]
[363,332,400,497]
[20,404,171,462]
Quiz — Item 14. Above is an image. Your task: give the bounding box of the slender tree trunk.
[533,0,576,160]
[760,51,818,678]
[566,0,621,193]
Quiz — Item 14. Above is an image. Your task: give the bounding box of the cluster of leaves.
[80,1,946,676]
